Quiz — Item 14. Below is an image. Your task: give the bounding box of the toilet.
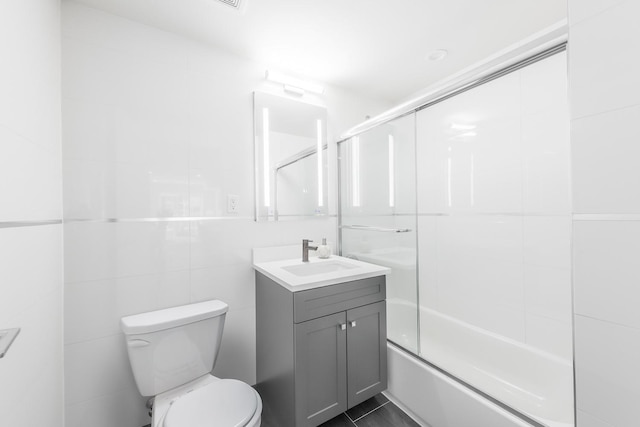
[121,300,262,427]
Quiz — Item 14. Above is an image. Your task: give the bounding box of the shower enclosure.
[338,47,573,427]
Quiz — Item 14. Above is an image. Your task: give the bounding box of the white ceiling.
[70,0,566,104]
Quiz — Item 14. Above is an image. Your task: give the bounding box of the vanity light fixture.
[262,107,270,207]
[388,134,395,208]
[317,119,324,207]
[265,70,325,95]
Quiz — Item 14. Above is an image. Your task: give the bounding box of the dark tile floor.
[143,392,420,427]
[261,393,420,427]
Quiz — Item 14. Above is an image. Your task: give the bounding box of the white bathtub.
[386,301,574,427]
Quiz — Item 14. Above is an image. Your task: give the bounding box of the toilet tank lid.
[121,300,228,335]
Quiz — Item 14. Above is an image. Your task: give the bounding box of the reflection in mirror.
[254,92,328,221]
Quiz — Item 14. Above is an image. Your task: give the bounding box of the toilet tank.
[121,300,228,396]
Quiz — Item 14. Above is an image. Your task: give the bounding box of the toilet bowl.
[153,375,261,427]
[121,300,262,427]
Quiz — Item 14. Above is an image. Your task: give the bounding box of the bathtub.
[386,300,574,427]
[349,248,574,427]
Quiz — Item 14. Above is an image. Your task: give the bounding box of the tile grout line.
[350,400,392,423]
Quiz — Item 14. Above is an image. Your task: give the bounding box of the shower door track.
[336,41,567,145]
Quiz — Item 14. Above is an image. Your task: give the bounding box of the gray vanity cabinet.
[294,311,347,425]
[256,272,387,427]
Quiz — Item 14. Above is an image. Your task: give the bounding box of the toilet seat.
[163,379,259,427]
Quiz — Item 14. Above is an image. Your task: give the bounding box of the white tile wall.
[417,73,522,214]
[521,54,571,215]
[574,315,640,427]
[65,386,149,427]
[570,1,640,425]
[568,0,627,26]
[0,126,62,221]
[572,105,640,213]
[427,215,527,342]
[576,410,615,427]
[61,3,389,427]
[574,221,640,328]
[0,1,63,427]
[569,1,640,120]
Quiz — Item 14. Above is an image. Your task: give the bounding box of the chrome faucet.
[302,239,318,262]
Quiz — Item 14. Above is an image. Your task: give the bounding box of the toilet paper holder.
[0,328,20,359]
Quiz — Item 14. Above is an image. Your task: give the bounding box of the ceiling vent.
[216,0,246,12]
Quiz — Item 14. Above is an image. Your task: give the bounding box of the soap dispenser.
[317,238,331,259]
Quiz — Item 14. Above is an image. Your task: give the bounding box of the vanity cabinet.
[256,273,387,427]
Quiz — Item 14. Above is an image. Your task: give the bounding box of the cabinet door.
[295,311,347,426]
[346,301,387,408]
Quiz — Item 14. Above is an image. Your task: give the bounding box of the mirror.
[254,92,328,221]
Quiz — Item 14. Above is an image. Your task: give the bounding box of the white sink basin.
[252,253,389,292]
[282,260,358,277]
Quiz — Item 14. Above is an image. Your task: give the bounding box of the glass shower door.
[338,113,418,353]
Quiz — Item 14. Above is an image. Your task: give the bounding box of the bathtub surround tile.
[568,0,628,25]
[417,72,523,215]
[520,53,571,215]
[576,410,615,427]
[522,216,572,324]
[524,313,573,360]
[569,0,640,426]
[571,105,640,214]
[574,315,640,427]
[429,215,526,342]
[569,0,640,120]
[521,109,571,214]
[574,220,640,329]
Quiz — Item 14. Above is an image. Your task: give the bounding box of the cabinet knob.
[339,323,346,331]
[350,321,357,328]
